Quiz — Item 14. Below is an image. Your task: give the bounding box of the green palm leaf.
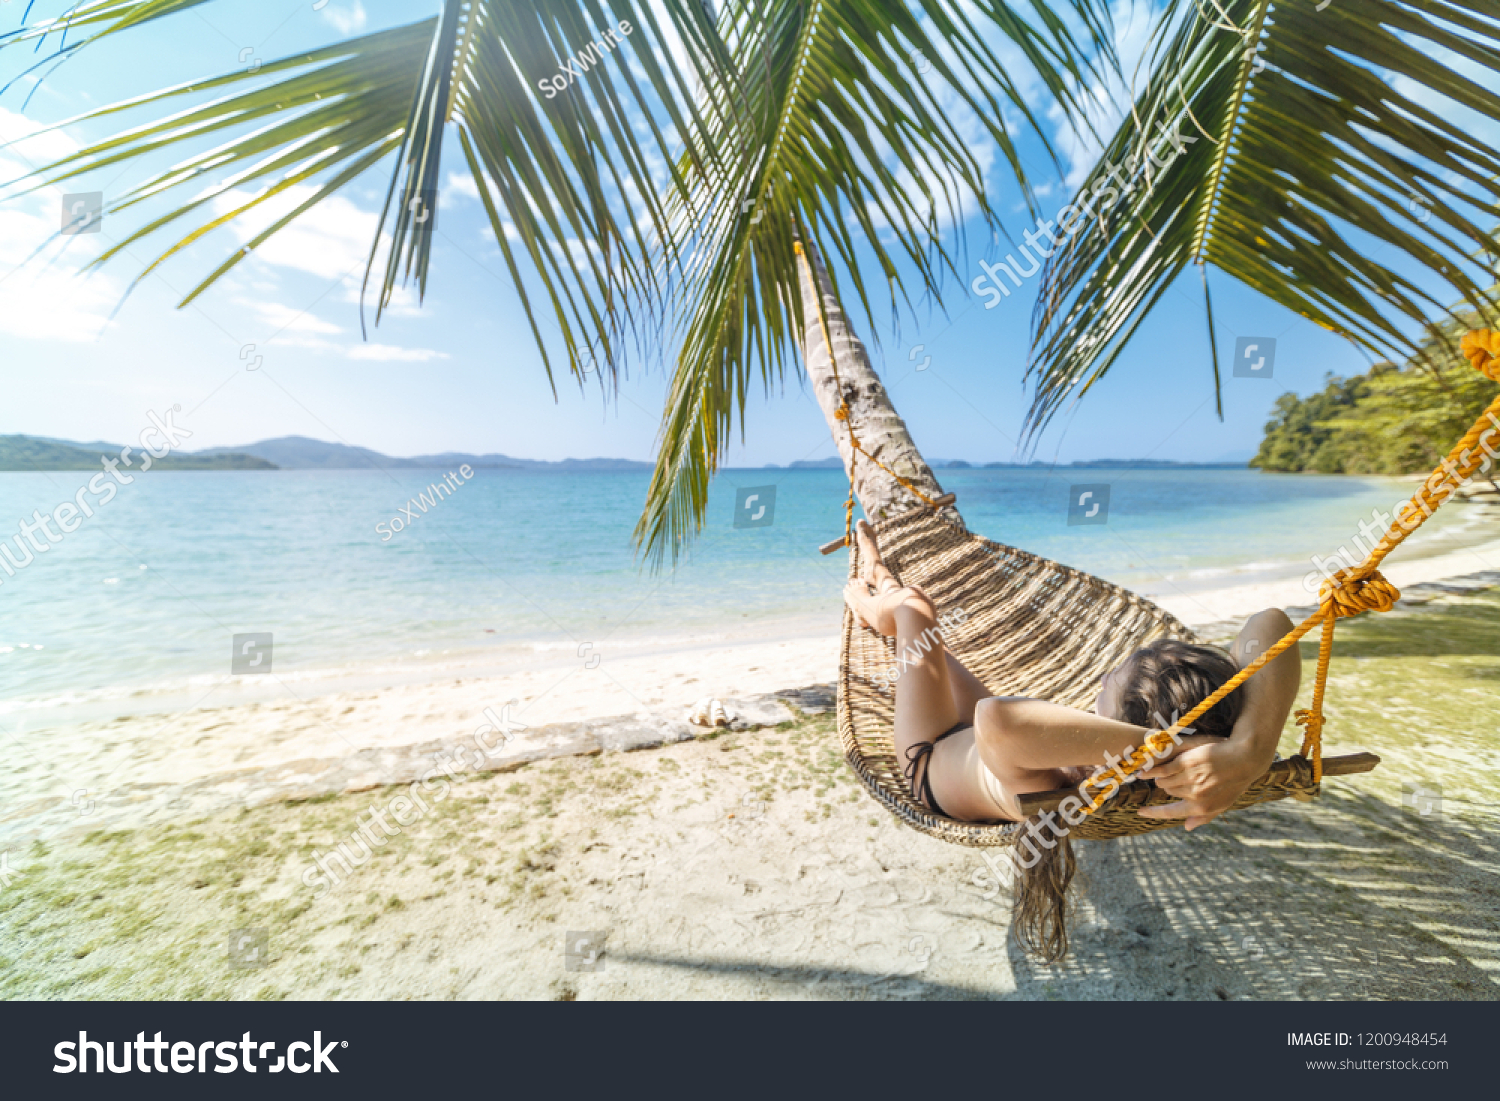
[5,19,436,306]
[634,0,1120,564]
[3,0,1117,565]
[1028,0,1500,439]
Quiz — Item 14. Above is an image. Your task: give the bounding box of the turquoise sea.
[0,466,1488,726]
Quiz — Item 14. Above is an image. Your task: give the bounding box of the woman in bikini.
[842,519,1303,959]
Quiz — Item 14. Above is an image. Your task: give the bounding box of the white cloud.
[1046,0,1161,189]
[237,298,344,335]
[321,2,368,37]
[337,278,423,318]
[0,106,82,175]
[210,186,385,280]
[347,343,449,361]
[270,335,339,350]
[445,171,481,201]
[0,109,121,342]
[0,263,120,342]
[478,223,521,245]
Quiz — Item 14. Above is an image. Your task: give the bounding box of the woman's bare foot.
[854,519,900,593]
[844,520,931,636]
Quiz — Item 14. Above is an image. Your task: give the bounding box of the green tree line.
[1251,313,1500,479]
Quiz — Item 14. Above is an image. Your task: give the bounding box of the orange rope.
[794,240,940,545]
[1076,329,1500,814]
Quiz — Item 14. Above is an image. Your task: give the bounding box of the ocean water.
[0,465,1486,724]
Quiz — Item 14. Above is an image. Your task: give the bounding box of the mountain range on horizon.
[0,434,655,472]
[0,433,1253,472]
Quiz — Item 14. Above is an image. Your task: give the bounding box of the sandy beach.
[5,0,1500,1017]
[4,577,1498,1000]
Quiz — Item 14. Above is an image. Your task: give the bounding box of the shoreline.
[2,519,1496,841]
[5,470,1495,728]
[8,499,1498,728]
[1148,533,1500,635]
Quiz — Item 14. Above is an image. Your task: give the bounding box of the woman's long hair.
[1010,639,1246,962]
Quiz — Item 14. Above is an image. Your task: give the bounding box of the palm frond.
[634,0,1121,565]
[1029,0,1500,438]
[4,0,1118,567]
[1,2,731,384]
[3,19,435,306]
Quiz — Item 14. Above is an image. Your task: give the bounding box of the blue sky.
[0,1,1483,467]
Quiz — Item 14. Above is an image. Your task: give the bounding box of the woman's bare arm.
[1226,608,1303,765]
[969,697,1164,820]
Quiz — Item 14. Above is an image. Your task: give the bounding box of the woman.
[842,520,1302,959]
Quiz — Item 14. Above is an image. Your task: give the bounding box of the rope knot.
[1294,708,1323,740]
[834,405,849,421]
[1461,329,1500,382]
[1318,568,1399,618]
[1295,708,1325,782]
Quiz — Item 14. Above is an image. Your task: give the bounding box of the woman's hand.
[1137,735,1271,831]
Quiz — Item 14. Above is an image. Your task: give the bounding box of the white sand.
[1,631,842,816]
[7,522,1499,1000]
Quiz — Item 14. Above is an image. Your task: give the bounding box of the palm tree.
[6,0,1499,563]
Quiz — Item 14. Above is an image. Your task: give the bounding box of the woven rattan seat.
[838,504,1362,846]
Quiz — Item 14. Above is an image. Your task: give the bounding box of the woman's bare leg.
[843,579,958,760]
[845,521,1011,820]
[944,652,991,722]
[850,520,990,716]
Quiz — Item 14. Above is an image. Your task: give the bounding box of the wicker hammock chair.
[816,279,1500,847]
[837,500,1378,847]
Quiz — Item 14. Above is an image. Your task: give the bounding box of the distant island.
[1,433,1256,474]
[0,434,654,473]
[0,436,276,471]
[966,459,1248,470]
[786,457,844,469]
[1252,305,1499,478]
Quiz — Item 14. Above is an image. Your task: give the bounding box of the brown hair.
[1114,639,1245,739]
[1011,640,1246,962]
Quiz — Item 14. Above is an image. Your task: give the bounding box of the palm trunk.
[795,241,957,527]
